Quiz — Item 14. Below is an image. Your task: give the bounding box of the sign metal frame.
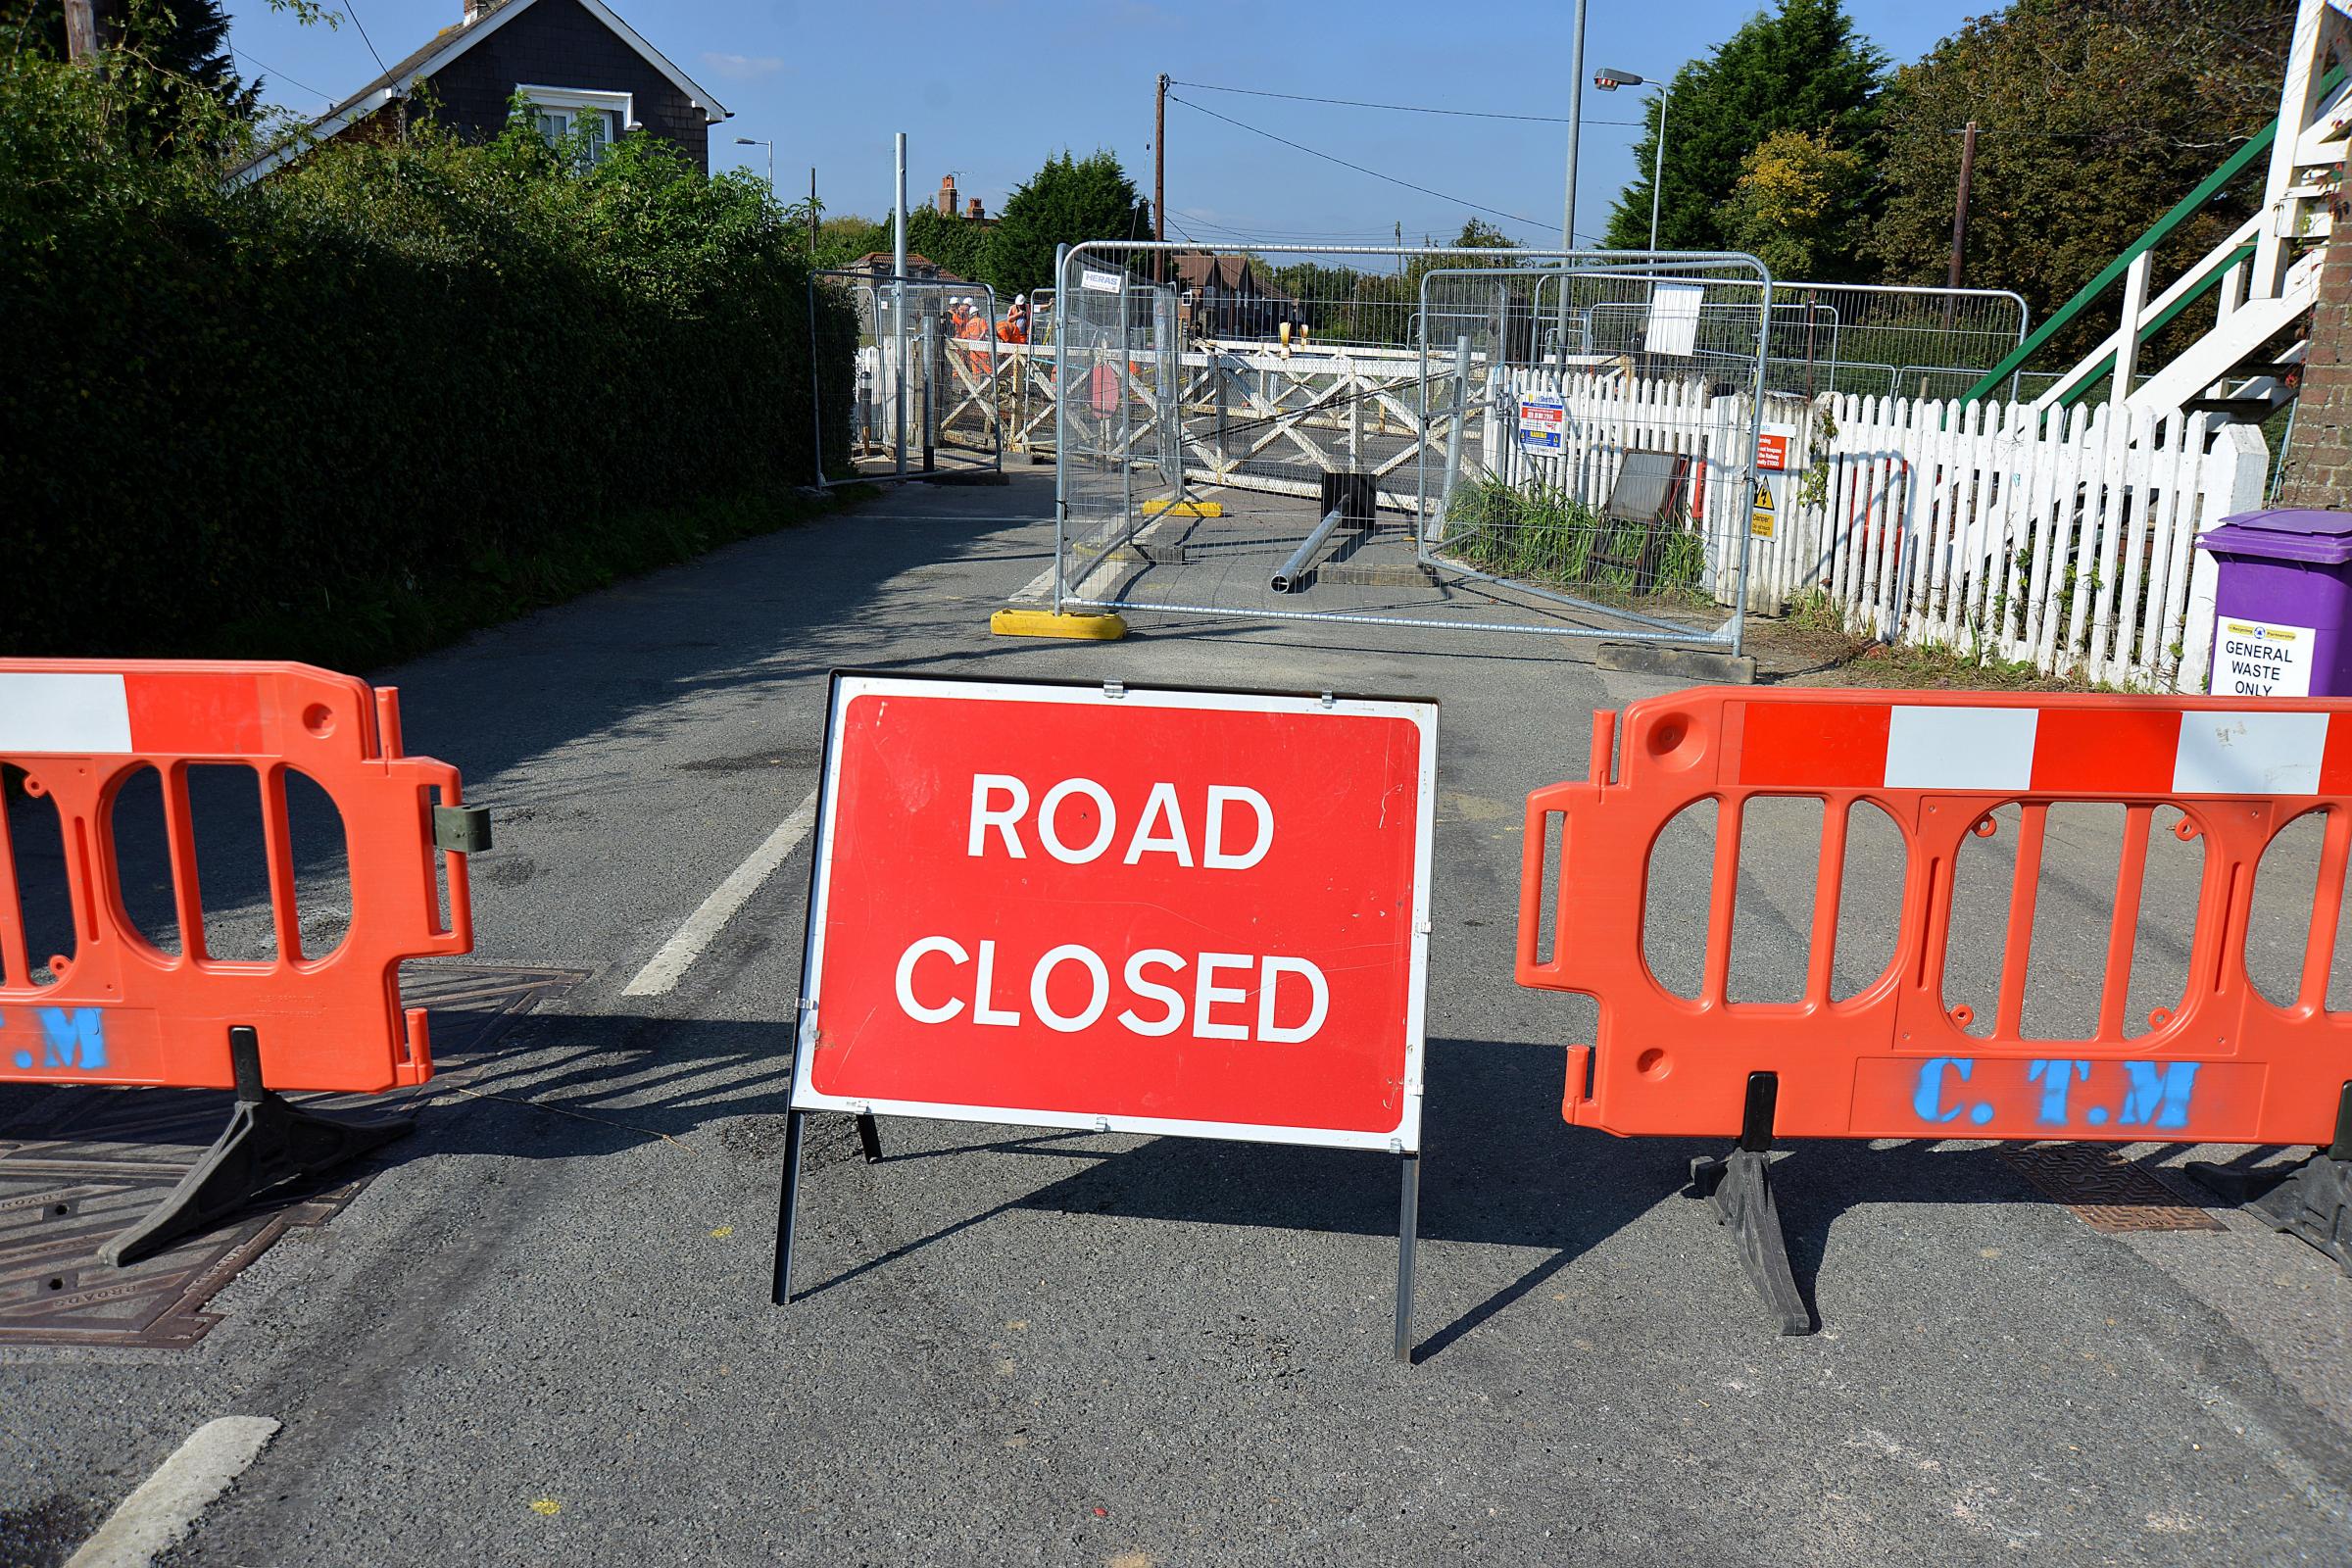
[772,671,1440,1361]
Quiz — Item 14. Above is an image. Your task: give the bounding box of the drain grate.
[2000,1142,2227,1234]
[0,962,583,1348]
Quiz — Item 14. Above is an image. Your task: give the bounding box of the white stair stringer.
[2127,249,2326,419]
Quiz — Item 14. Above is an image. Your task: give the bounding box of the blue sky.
[220,1,1981,247]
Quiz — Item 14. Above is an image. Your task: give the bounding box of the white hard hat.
[1015,294,1027,304]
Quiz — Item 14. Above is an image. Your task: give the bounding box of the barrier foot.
[2248,1154,2352,1277]
[856,1112,884,1163]
[2229,1081,2352,1279]
[1687,1072,1814,1337]
[101,1026,414,1268]
[1689,1151,1812,1336]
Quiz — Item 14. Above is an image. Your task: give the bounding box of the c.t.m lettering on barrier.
[3,1005,109,1074]
[1907,1055,2204,1138]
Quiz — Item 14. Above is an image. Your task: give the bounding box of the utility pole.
[1944,120,1979,330]
[63,0,100,60]
[1153,74,1168,285]
[808,168,819,262]
[1396,220,1402,275]
[1946,120,1979,292]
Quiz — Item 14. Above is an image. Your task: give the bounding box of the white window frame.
[519,85,638,156]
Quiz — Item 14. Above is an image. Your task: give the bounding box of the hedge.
[0,55,856,663]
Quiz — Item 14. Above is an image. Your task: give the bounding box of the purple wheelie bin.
[2196,509,2352,698]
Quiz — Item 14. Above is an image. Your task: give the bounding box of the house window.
[520,86,634,162]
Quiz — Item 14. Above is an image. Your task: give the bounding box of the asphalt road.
[7,469,2352,1567]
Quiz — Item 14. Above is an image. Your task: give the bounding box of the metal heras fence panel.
[810,270,1003,486]
[1548,280,2030,403]
[1049,243,1772,651]
[1420,258,1774,641]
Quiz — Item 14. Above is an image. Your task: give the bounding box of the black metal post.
[771,1107,808,1305]
[1394,1151,1421,1364]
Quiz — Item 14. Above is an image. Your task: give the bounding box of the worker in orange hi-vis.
[996,294,1030,344]
[956,300,990,340]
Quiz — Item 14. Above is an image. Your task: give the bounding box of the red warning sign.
[791,676,1437,1151]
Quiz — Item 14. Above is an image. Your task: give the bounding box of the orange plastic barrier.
[1518,687,2352,1149]
[0,660,479,1095]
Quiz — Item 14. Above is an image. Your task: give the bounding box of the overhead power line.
[1168,92,1551,235]
[231,48,330,105]
[1169,77,1642,128]
[343,0,392,84]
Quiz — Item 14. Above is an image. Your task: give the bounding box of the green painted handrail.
[1961,64,2342,406]
[2047,241,2259,410]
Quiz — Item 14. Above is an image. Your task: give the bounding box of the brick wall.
[2280,161,2352,508]
[419,0,714,173]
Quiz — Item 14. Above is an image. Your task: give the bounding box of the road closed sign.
[791,675,1438,1151]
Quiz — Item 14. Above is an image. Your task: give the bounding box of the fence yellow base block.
[991,609,1128,641]
[1142,500,1224,517]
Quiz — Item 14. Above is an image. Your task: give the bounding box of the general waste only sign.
[2215,617,2315,698]
[790,675,1438,1151]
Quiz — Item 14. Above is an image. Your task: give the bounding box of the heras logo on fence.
[788,675,1438,1149]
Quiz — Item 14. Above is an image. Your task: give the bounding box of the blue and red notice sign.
[1516,393,1565,453]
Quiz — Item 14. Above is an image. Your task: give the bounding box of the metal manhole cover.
[2000,1143,2227,1233]
[0,962,584,1349]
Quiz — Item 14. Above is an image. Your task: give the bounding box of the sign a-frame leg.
[771,1107,808,1305]
[1394,1150,1421,1363]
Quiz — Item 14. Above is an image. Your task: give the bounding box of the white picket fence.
[1762,396,2269,690]
[1465,370,2268,689]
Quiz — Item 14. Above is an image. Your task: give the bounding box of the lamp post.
[1593,68,1669,251]
[734,135,773,193]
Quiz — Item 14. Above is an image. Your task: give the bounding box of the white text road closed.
[2217,618,2316,698]
[791,677,1439,1152]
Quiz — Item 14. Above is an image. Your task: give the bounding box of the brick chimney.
[966,197,985,220]
[464,0,491,22]
[937,174,956,218]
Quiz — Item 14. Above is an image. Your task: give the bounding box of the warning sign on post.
[1517,393,1565,454]
[1749,478,1779,538]
[791,676,1438,1152]
[2215,617,2317,698]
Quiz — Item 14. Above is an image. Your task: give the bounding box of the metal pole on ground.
[1395,1152,1421,1364]
[1053,243,1070,614]
[894,131,908,479]
[1556,0,1589,356]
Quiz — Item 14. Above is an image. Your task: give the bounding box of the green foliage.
[982,149,1151,297]
[1865,0,2294,364]
[1725,129,1870,281]
[1444,477,1706,600]
[1264,220,1528,348]
[1603,0,1886,266]
[904,204,991,283]
[0,58,855,661]
[10,0,256,143]
[811,212,890,270]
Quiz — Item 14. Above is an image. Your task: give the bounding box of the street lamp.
[1593,68,1668,252]
[735,135,773,193]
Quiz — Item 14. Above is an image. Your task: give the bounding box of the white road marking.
[621,787,822,998]
[67,1416,279,1568]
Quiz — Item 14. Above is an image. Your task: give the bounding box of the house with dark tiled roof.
[1169,251,1296,338]
[236,0,729,183]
